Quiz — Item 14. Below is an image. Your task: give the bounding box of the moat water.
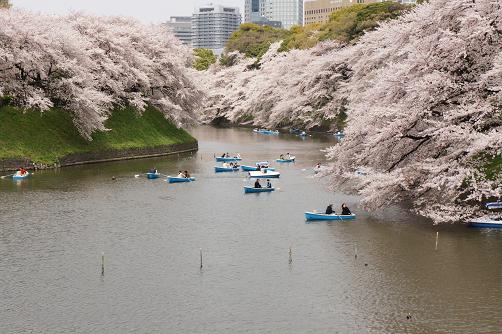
[1,126,501,333]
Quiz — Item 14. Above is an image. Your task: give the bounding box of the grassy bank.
[0,105,196,164]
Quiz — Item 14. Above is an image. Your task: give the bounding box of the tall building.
[192,4,241,53]
[262,0,304,29]
[245,0,283,28]
[165,16,192,45]
[245,0,263,22]
[246,0,303,29]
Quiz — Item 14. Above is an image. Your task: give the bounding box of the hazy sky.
[11,0,244,23]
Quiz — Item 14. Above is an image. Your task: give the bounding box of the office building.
[262,0,304,29]
[245,0,263,22]
[192,4,241,53]
[245,0,283,28]
[305,0,415,25]
[166,16,192,45]
[246,0,303,29]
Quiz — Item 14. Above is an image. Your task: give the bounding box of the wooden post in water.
[101,252,105,276]
[354,244,358,259]
[435,232,439,251]
[289,246,292,264]
[200,248,203,269]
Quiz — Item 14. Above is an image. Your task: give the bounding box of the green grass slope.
[0,105,196,164]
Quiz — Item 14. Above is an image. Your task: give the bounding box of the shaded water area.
[1,126,501,333]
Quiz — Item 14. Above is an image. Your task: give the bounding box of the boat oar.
[1,173,15,179]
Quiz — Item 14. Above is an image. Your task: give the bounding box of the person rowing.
[149,168,158,174]
[184,170,190,178]
[177,170,185,177]
[280,154,285,160]
[341,203,352,215]
[325,204,334,215]
[254,179,262,188]
[266,179,272,188]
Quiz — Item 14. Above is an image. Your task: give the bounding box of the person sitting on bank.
[184,170,190,178]
[325,204,334,215]
[341,203,352,215]
[266,179,272,188]
[254,179,262,188]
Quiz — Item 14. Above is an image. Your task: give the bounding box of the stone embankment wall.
[0,141,198,172]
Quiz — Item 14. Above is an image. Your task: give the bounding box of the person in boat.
[222,162,229,168]
[178,170,185,177]
[184,170,190,178]
[325,204,334,215]
[286,153,291,159]
[266,179,272,188]
[316,163,321,169]
[221,153,226,158]
[279,154,285,160]
[256,165,261,171]
[254,179,262,188]
[236,153,241,159]
[341,203,351,215]
[225,153,230,158]
[19,167,27,175]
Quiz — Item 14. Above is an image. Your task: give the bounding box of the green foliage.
[193,48,217,71]
[225,2,411,57]
[317,2,410,43]
[478,154,502,181]
[0,106,195,164]
[225,23,290,59]
[219,53,239,67]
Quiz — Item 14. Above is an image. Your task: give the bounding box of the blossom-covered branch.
[0,10,201,139]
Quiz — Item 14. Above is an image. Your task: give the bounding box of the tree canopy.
[0,10,201,139]
[193,48,217,71]
[224,2,411,58]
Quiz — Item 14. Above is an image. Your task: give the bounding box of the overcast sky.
[11,0,244,23]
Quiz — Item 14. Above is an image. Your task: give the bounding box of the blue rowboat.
[12,172,30,180]
[304,212,356,221]
[215,166,239,173]
[215,157,242,162]
[147,173,160,179]
[248,171,280,178]
[241,165,275,172]
[486,202,502,210]
[167,176,195,183]
[254,129,279,135]
[469,217,502,228]
[334,132,345,137]
[276,156,295,163]
[244,186,275,194]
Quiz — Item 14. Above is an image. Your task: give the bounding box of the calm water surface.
[1,126,501,334]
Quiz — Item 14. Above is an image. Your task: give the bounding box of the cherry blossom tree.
[0,9,201,139]
[200,0,501,223]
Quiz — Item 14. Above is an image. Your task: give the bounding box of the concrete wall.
[0,141,198,172]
